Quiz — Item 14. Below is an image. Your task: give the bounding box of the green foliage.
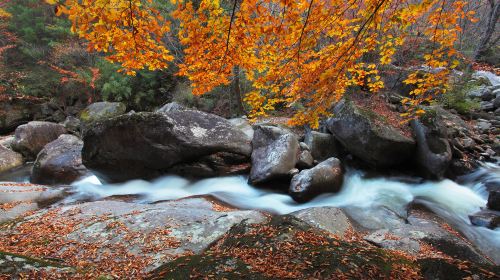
[6,0,71,45]
[437,80,480,115]
[97,59,176,111]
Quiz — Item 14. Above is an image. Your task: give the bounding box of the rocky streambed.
[0,75,500,278]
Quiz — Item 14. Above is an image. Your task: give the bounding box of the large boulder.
[303,130,340,161]
[289,158,343,202]
[79,101,126,125]
[0,145,23,173]
[327,100,415,167]
[410,120,452,179]
[11,121,67,160]
[248,125,299,185]
[82,110,252,182]
[0,97,42,134]
[31,134,89,185]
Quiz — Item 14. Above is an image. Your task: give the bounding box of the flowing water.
[3,162,500,262]
[67,163,500,261]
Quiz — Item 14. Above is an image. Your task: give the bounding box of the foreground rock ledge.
[148,215,500,280]
[82,110,252,182]
[0,198,266,278]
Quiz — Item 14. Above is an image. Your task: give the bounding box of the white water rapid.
[68,164,500,260]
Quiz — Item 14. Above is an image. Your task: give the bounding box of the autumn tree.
[50,0,475,127]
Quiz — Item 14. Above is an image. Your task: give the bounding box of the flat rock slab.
[0,198,267,278]
[290,207,351,237]
[0,182,68,224]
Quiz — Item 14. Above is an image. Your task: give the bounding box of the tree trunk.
[475,0,500,61]
[230,65,244,117]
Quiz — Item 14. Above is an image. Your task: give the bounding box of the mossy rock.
[79,102,126,124]
[326,100,415,168]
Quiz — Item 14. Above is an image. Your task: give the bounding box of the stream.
[2,162,500,262]
[65,163,500,259]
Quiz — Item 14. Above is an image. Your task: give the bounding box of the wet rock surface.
[289,158,344,202]
[31,134,89,185]
[411,119,452,179]
[249,125,299,185]
[469,209,500,229]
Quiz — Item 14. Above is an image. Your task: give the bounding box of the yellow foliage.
[0,8,11,19]
[50,0,471,127]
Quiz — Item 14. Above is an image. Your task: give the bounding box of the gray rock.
[0,182,68,223]
[494,88,500,97]
[288,168,300,177]
[249,125,299,185]
[296,150,314,169]
[290,207,351,236]
[364,229,421,254]
[228,117,254,140]
[494,95,500,109]
[344,206,491,263]
[11,121,67,160]
[428,106,468,138]
[0,135,15,149]
[477,121,492,133]
[472,71,500,87]
[299,142,310,151]
[0,98,42,134]
[467,86,491,99]
[62,115,81,134]
[327,100,415,167]
[469,209,500,229]
[487,190,500,211]
[0,198,266,274]
[31,134,89,185]
[79,101,126,125]
[83,110,252,182]
[343,206,407,230]
[482,89,496,101]
[480,101,495,111]
[156,101,186,113]
[289,158,343,202]
[303,130,339,161]
[0,145,23,173]
[461,137,475,149]
[411,120,452,179]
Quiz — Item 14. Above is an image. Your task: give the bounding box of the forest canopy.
[45,0,478,126]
